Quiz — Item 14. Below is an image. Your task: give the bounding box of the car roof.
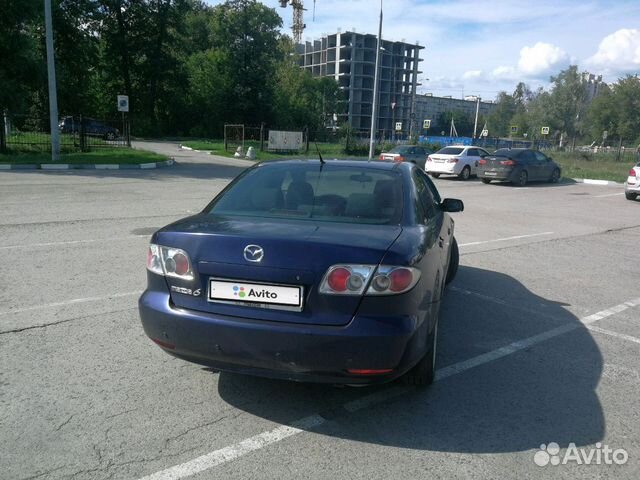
[255,159,405,171]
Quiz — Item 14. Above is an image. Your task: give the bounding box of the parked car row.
[380,145,561,187]
[58,116,120,140]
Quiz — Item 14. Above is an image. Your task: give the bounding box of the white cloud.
[462,70,483,80]
[586,28,640,75]
[517,42,570,76]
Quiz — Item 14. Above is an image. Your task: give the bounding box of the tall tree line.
[0,0,340,137]
[486,66,640,147]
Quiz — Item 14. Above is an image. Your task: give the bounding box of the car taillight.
[319,264,420,296]
[446,157,459,163]
[379,155,385,160]
[478,159,487,165]
[146,243,194,280]
[395,155,405,162]
[500,159,516,166]
[319,265,375,295]
[427,155,433,162]
[630,168,638,177]
[367,266,421,295]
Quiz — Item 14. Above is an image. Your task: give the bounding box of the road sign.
[481,129,488,137]
[541,126,550,135]
[117,95,129,112]
[510,125,518,134]
[395,122,402,131]
[423,119,431,129]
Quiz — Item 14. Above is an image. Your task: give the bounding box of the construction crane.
[279,0,315,44]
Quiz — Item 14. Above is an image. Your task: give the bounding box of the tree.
[587,76,640,146]
[0,0,42,113]
[546,66,589,145]
[487,92,518,137]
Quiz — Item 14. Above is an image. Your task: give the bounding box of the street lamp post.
[473,96,481,139]
[44,0,60,161]
[368,1,383,161]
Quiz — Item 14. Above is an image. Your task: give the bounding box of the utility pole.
[44,0,60,161]
[473,96,481,139]
[368,1,383,161]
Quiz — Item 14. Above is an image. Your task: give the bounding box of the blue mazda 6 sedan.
[139,159,463,386]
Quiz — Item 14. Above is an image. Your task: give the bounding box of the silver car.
[425,145,490,181]
[625,163,640,201]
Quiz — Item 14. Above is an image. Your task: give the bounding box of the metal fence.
[0,113,131,154]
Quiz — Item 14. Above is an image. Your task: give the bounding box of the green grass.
[550,151,636,182]
[0,148,169,165]
[181,139,365,161]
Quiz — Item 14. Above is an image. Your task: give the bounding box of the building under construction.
[297,31,424,138]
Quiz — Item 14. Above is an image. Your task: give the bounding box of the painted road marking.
[0,291,143,317]
[0,235,150,250]
[587,325,640,346]
[594,192,624,198]
[136,296,640,480]
[459,232,553,247]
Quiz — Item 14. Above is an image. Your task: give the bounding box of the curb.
[0,158,175,171]
[571,178,623,186]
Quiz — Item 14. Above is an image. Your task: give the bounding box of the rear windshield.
[389,146,411,154]
[207,163,403,225]
[493,149,517,157]
[436,147,464,155]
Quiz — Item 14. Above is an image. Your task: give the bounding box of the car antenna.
[315,142,325,166]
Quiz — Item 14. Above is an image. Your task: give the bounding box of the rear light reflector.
[500,159,516,166]
[151,338,176,349]
[347,369,394,375]
[327,267,351,292]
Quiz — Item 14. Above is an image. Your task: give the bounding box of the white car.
[625,163,640,201]
[425,146,491,180]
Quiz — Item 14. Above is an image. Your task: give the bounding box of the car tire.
[550,168,561,183]
[481,178,492,184]
[626,192,638,201]
[459,166,471,180]
[515,170,528,187]
[431,173,441,178]
[445,236,458,285]
[105,132,116,141]
[403,317,438,387]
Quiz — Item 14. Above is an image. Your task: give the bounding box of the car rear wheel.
[445,236,458,285]
[430,172,441,178]
[515,170,528,187]
[404,317,438,387]
[550,168,561,183]
[481,178,492,184]
[626,192,638,201]
[459,166,471,180]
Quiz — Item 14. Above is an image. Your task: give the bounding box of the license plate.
[484,171,497,176]
[208,279,302,309]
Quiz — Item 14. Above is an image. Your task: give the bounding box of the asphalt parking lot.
[2,141,639,480]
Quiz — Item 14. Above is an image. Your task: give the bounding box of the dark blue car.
[139,160,463,386]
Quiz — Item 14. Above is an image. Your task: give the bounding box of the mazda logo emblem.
[243,244,264,263]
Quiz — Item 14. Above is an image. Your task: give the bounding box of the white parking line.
[459,232,553,247]
[136,296,640,480]
[0,291,143,316]
[594,193,624,198]
[0,235,150,250]
[587,325,640,346]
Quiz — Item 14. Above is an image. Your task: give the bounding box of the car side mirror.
[441,198,464,212]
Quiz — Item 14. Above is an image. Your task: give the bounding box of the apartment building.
[297,31,424,136]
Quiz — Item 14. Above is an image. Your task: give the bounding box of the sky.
[206,0,640,101]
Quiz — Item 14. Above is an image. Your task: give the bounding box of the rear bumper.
[139,291,429,385]
[425,162,461,175]
[478,168,517,181]
[625,180,640,193]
